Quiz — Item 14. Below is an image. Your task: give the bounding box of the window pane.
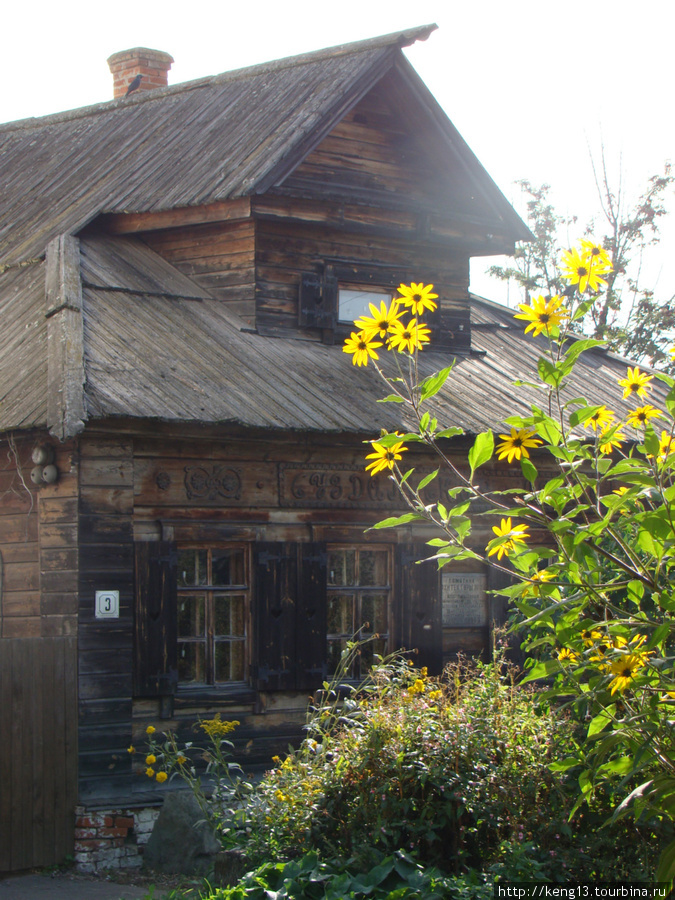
[338,289,390,323]
[178,642,205,683]
[357,638,387,676]
[359,550,388,586]
[361,593,388,634]
[327,594,353,635]
[327,638,348,675]
[177,549,196,586]
[178,595,205,637]
[215,641,245,682]
[212,549,245,586]
[328,550,355,586]
[214,594,246,636]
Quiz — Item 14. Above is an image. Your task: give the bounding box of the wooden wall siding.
[141,220,256,322]
[77,436,135,802]
[0,636,77,872]
[254,219,471,339]
[0,435,77,639]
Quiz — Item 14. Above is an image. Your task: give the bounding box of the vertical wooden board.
[295,543,327,691]
[252,543,297,691]
[14,641,30,870]
[59,638,78,862]
[134,542,178,696]
[41,640,57,868]
[30,638,45,867]
[0,640,13,872]
[395,545,442,675]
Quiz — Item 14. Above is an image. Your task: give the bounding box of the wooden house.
[0,25,645,872]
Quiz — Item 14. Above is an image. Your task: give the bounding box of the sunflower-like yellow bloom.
[487,517,530,560]
[560,247,609,293]
[146,725,156,735]
[145,754,157,765]
[608,651,649,695]
[146,767,155,778]
[387,318,431,353]
[618,366,653,400]
[343,330,383,366]
[598,426,625,455]
[397,282,438,315]
[522,569,554,597]
[156,771,168,783]
[354,299,404,339]
[496,427,542,463]
[657,430,675,463]
[558,647,579,664]
[580,239,613,274]
[626,405,661,428]
[514,295,568,336]
[365,436,408,476]
[582,406,615,432]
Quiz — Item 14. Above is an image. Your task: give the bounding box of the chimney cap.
[107,48,174,68]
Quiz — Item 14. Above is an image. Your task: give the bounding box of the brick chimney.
[107,48,174,99]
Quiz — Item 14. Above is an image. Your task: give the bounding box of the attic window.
[338,289,391,323]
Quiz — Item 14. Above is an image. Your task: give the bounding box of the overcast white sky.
[3,0,673,305]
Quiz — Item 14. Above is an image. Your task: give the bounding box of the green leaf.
[563,337,605,363]
[417,469,438,491]
[377,394,406,404]
[656,836,675,883]
[419,366,453,401]
[537,355,562,387]
[587,705,616,737]
[468,431,494,476]
[520,658,561,684]
[520,456,538,485]
[435,426,464,440]
[371,513,424,530]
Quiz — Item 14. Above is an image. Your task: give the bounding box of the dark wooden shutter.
[134,541,178,696]
[296,544,327,690]
[252,543,297,690]
[395,544,442,675]
[298,272,337,329]
[252,542,327,691]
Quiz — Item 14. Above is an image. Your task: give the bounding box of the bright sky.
[3,0,673,306]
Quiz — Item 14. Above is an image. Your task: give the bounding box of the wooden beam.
[45,235,86,441]
[99,198,252,235]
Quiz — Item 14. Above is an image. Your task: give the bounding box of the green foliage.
[239,644,662,882]
[489,172,675,370]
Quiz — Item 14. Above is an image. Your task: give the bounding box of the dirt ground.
[0,867,206,900]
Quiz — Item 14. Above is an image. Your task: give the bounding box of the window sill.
[174,684,257,707]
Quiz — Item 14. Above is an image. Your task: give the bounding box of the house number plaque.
[441,574,487,627]
[95,590,120,619]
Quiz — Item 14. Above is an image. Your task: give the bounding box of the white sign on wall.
[441,573,487,627]
[95,590,120,619]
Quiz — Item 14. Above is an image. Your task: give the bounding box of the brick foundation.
[74,806,160,873]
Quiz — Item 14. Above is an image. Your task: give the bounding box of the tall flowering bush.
[344,247,675,880]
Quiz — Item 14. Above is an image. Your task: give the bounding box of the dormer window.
[337,289,392,324]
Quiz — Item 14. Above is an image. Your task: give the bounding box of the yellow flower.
[560,247,609,293]
[582,406,615,432]
[657,430,675,463]
[274,790,287,803]
[408,679,426,695]
[420,667,428,678]
[608,652,649,695]
[626,405,661,428]
[365,436,408,476]
[522,570,553,597]
[146,725,156,735]
[343,330,383,367]
[580,627,603,646]
[670,345,675,360]
[271,756,281,766]
[618,366,653,401]
[200,714,239,737]
[177,756,187,766]
[387,317,431,353]
[580,239,612,274]
[354,299,404,338]
[396,282,438,315]
[156,771,168,783]
[613,486,629,497]
[145,754,156,765]
[558,647,579,664]
[598,426,625,455]
[496,427,542,463]
[487,517,530,560]
[428,689,443,700]
[146,767,155,778]
[127,746,135,754]
[514,295,568,336]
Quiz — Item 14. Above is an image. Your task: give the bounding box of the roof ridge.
[0,24,437,135]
